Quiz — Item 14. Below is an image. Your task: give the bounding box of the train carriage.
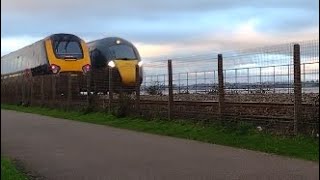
[1,33,91,79]
[1,33,91,104]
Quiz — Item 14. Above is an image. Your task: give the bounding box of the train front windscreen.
[108,45,137,60]
[51,35,84,59]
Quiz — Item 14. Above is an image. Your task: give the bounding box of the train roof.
[49,33,82,41]
[87,37,135,48]
[1,33,82,59]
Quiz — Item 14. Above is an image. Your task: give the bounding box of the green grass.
[1,157,28,180]
[1,104,319,161]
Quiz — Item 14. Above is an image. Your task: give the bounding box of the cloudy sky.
[1,0,319,59]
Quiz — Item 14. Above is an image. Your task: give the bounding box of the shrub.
[146,81,164,95]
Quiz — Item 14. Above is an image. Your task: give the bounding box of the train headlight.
[108,61,116,68]
[50,64,61,74]
[138,61,143,67]
[116,40,121,44]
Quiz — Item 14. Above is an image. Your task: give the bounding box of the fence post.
[21,77,25,105]
[3,80,5,102]
[186,72,189,93]
[67,73,72,109]
[52,75,56,106]
[86,72,92,109]
[168,59,174,120]
[247,68,250,93]
[178,73,181,94]
[293,44,302,135]
[303,63,306,86]
[218,54,225,120]
[143,75,147,92]
[15,78,19,104]
[40,76,44,106]
[30,77,34,106]
[235,69,238,85]
[288,65,290,93]
[204,72,206,92]
[195,72,198,93]
[135,65,141,115]
[273,66,276,93]
[108,68,113,113]
[3,80,6,103]
[259,67,262,86]
[27,77,31,105]
[163,74,166,94]
[1,80,5,103]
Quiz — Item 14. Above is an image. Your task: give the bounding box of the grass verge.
[1,157,28,180]
[1,104,319,161]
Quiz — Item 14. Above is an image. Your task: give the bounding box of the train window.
[53,40,83,59]
[108,45,137,60]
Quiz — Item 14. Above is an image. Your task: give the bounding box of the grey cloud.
[2,0,318,15]
[1,0,318,58]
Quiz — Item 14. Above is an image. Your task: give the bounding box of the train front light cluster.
[138,61,143,67]
[82,64,91,73]
[50,64,61,74]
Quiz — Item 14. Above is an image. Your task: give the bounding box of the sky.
[1,0,319,59]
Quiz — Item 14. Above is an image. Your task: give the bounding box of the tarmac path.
[1,109,318,180]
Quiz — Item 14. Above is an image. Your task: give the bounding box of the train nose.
[114,60,138,86]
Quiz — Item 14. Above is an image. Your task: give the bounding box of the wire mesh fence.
[142,40,319,104]
[1,40,319,135]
